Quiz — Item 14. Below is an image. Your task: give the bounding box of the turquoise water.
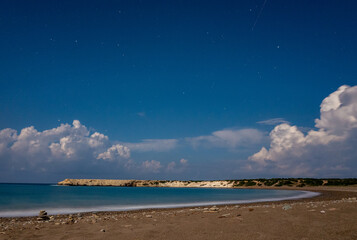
[0,183,319,217]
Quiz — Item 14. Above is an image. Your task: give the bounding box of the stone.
[282,204,292,210]
[145,215,153,218]
[39,210,47,216]
[37,211,50,221]
[100,229,106,232]
[209,207,219,211]
[320,210,326,214]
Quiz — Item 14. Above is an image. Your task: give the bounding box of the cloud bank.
[0,120,131,177]
[1,85,356,181]
[123,139,178,152]
[249,85,357,177]
[187,128,265,149]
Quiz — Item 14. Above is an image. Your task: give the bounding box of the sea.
[0,183,319,217]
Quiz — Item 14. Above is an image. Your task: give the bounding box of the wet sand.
[0,186,356,240]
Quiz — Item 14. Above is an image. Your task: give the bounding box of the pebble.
[100,229,105,232]
[320,210,326,214]
[145,215,153,218]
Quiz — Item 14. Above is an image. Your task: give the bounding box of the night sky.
[0,0,356,183]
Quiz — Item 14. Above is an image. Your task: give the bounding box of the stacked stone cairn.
[37,210,50,221]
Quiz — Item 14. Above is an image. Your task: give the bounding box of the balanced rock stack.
[37,210,50,221]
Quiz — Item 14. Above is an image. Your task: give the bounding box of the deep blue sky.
[0,0,357,182]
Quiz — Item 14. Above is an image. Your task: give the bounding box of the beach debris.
[218,213,231,218]
[49,216,55,222]
[282,204,292,210]
[37,210,50,221]
[320,210,326,214]
[145,215,153,218]
[100,229,106,232]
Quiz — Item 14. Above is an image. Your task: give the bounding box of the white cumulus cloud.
[141,160,162,173]
[167,158,189,172]
[0,120,131,173]
[97,144,130,161]
[249,85,357,177]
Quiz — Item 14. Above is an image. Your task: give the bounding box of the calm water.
[0,183,319,217]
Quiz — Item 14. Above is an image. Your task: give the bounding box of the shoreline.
[1,186,356,239]
[1,186,356,219]
[0,188,319,218]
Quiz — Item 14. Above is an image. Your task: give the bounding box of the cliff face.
[57,179,235,188]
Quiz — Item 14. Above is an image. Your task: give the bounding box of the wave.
[0,190,319,217]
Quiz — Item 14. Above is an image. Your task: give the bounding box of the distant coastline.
[58,178,357,188]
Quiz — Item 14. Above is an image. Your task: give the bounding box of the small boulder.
[282,204,292,210]
[37,210,50,221]
[209,206,219,211]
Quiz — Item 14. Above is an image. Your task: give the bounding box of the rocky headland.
[57,178,357,188]
[57,179,236,188]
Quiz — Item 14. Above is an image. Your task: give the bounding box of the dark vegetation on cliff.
[228,178,357,187]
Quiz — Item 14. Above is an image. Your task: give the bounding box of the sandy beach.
[0,186,356,240]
